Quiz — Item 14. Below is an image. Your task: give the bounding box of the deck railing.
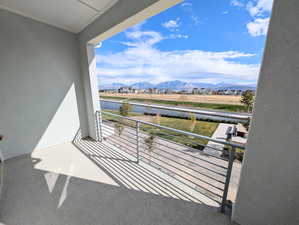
[100,99,251,121]
[96,110,245,213]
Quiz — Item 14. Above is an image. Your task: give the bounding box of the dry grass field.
[100,93,242,105]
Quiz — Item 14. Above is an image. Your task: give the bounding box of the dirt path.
[101,93,242,105]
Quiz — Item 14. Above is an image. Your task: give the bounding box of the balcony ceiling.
[0,0,118,33]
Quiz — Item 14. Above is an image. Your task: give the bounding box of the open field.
[100,93,242,105]
[100,94,248,112]
[102,110,219,148]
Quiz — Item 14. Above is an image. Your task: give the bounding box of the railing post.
[97,111,103,142]
[136,121,140,163]
[95,111,99,141]
[221,145,236,213]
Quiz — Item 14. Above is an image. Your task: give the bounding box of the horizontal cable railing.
[100,99,251,121]
[96,110,245,213]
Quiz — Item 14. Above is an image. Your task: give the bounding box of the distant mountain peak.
[131,81,154,89]
[99,80,256,91]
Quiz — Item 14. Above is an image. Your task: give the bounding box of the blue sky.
[96,0,273,86]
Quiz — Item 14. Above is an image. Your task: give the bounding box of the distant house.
[216,89,243,95]
[192,88,199,94]
[148,88,158,94]
[236,89,243,95]
[158,88,173,94]
[192,88,213,95]
[118,86,138,94]
[99,89,116,93]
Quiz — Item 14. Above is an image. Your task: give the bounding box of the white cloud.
[191,15,200,25]
[181,2,201,27]
[247,17,270,36]
[230,0,272,37]
[121,29,188,48]
[246,0,273,17]
[181,2,192,8]
[231,0,244,7]
[96,27,259,84]
[222,11,229,15]
[162,18,180,31]
[169,34,189,39]
[122,30,163,47]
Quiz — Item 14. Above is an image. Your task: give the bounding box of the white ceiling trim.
[80,0,118,32]
[0,4,74,33]
[0,0,118,33]
[88,0,182,44]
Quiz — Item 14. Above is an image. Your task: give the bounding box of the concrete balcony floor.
[0,136,236,225]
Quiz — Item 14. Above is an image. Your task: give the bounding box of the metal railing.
[100,99,251,121]
[96,110,245,213]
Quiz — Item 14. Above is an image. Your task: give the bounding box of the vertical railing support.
[95,111,100,141]
[221,145,236,213]
[97,111,103,142]
[136,121,140,163]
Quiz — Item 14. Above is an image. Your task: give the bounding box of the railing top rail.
[99,110,246,150]
[100,99,251,121]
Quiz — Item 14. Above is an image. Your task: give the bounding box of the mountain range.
[99,80,256,91]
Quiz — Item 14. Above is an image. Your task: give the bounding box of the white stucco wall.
[0,9,88,159]
[0,0,180,159]
[233,0,299,224]
[0,0,180,158]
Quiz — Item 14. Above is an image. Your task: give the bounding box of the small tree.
[114,119,124,136]
[114,102,131,142]
[114,119,124,149]
[241,90,254,112]
[154,113,161,125]
[189,113,197,132]
[119,102,132,117]
[144,130,156,164]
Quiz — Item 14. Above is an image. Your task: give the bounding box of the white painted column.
[233,0,299,224]
[79,44,100,140]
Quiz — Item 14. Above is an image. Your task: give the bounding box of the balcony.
[98,108,245,208]
[1,103,245,225]
[1,0,299,224]
[1,130,236,225]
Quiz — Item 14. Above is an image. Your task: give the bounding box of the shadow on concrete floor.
[0,134,236,225]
